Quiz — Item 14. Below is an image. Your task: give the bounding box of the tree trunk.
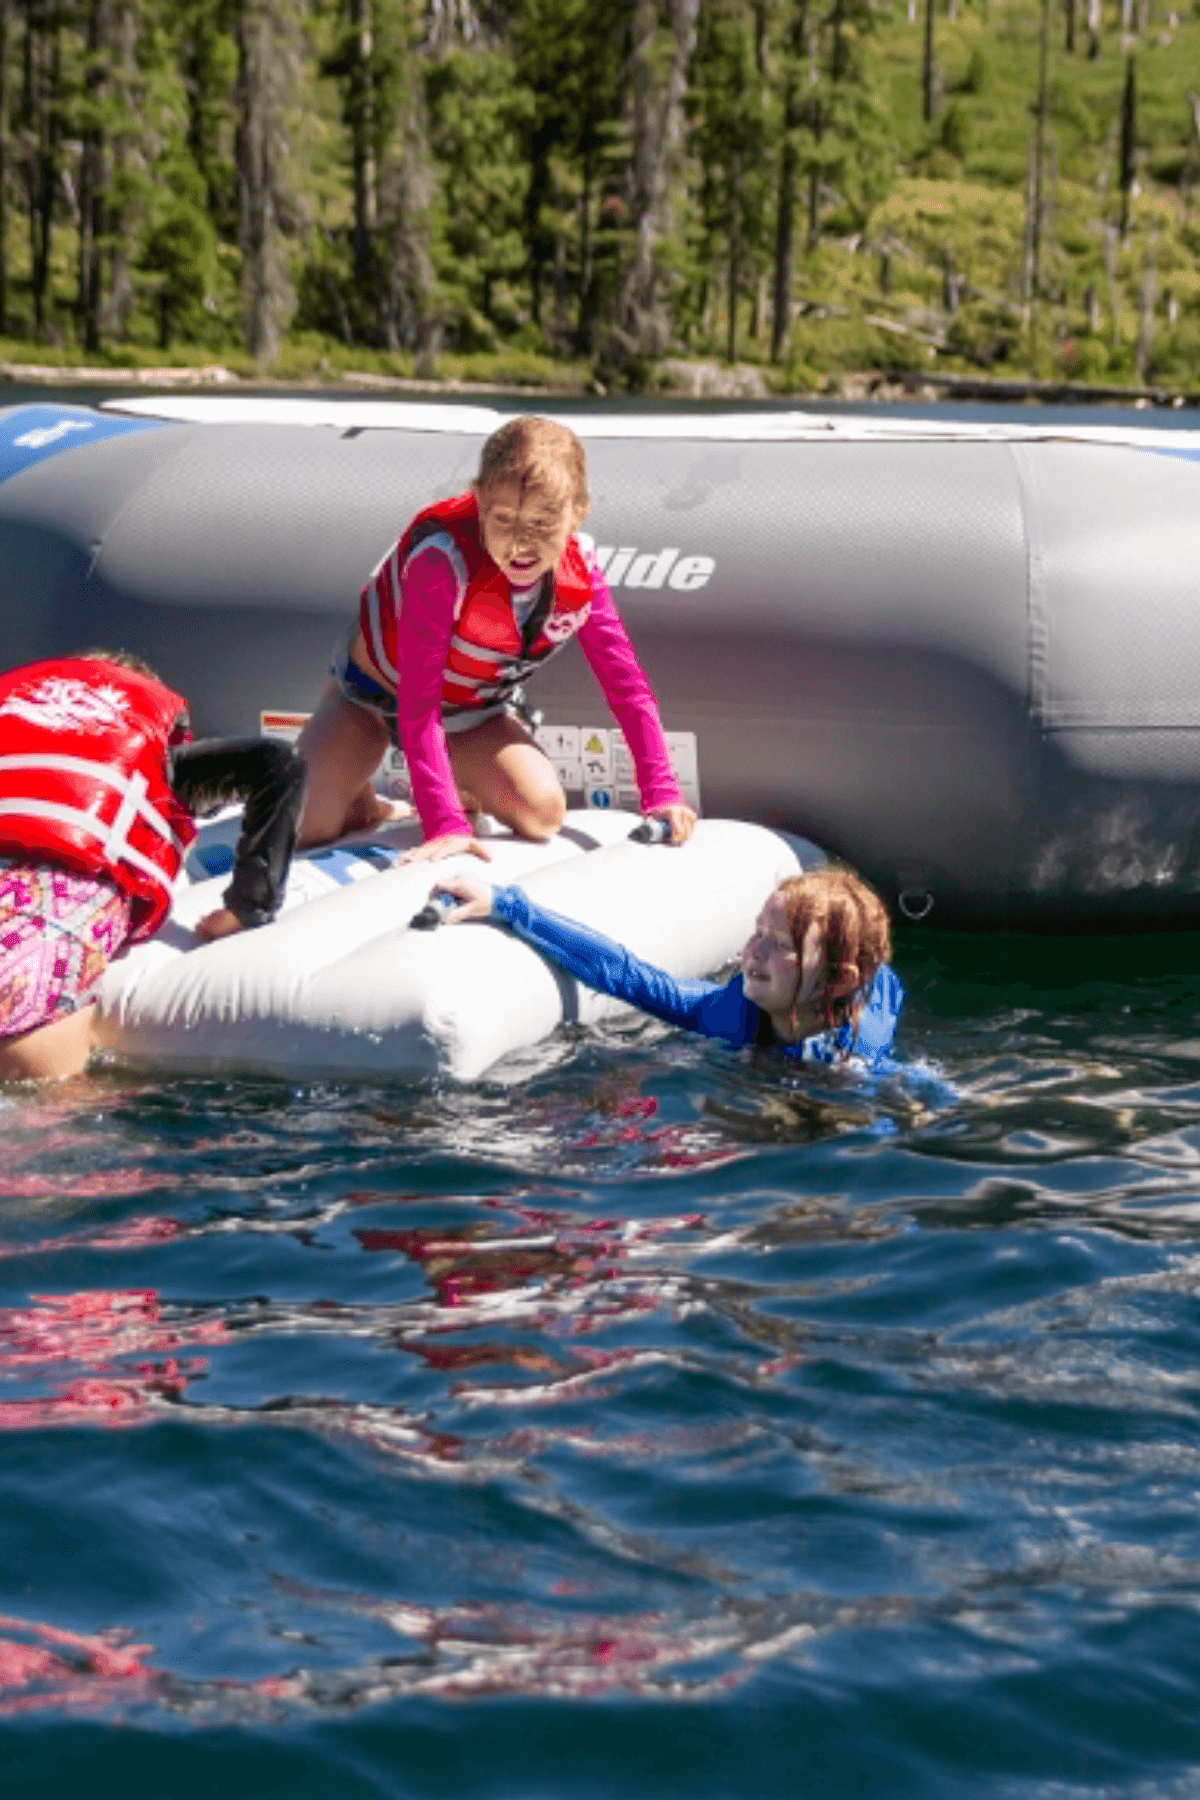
[726,147,741,364]
[525,123,551,327]
[1103,222,1119,348]
[1136,230,1156,382]
[1021,136,1036,316]
[771,0,806,363]
[77,0,110,352]
[1029,0,1051,331]
[105,1,136,338]
[236,0,296,364]
[614,0,701,369]
[347,0,376,293]
[576,150,593,347]
[923,0,939,123]
[376,53,435,360]
[1119,54,1136,237]
[772,129,797,363]
[30,4,59,339]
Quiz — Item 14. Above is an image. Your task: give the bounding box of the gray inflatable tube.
[0,394,1198,930]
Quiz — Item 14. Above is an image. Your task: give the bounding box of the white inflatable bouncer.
[95,813,816,1082]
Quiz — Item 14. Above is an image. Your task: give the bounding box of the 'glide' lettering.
[580,534,715,592]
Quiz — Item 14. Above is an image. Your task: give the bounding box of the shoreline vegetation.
[2,347,1195,409]
[0,1,1199,408]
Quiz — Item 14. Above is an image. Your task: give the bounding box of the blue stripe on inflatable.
[0,403,160,484]
[304,843,402,885]
[1145,444,1200,464]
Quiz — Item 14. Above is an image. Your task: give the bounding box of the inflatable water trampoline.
[1,393,1199,930]
[96,809,813,1081]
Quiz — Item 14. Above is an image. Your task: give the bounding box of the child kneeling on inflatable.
[296,413,695,866]
[437,863,903,1070]
[0,651,306,1080]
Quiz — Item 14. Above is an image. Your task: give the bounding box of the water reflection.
[5,921,1200,1771]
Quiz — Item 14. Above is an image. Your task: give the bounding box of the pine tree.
[608,0,699,378]
[1119,52,1136,237]
[771,0,805,362]
[798,0,889,254]
[234,0,299,363]
[76,0,110,351]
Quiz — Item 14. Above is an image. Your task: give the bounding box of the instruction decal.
[535,723,701,815]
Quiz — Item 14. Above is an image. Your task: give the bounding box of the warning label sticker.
[260,709,310,740]
[535,723,701,815]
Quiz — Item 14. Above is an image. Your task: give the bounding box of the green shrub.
[962,46,993,94]
[941,102,972,161]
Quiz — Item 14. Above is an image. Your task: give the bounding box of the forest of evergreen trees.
[2,0,1200,388]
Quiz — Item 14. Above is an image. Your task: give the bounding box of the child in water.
[0,650,306,1080]
[436,864,904,1070]
[296,414,696,864]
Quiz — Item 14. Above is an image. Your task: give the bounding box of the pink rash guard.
[389,542,685,842]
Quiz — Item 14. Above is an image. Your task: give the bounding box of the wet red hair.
[775,866,891,1032]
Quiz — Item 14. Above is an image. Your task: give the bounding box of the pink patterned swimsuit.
[0,860,132,1041]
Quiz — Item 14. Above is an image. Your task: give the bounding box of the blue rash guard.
[490,884,904,1072]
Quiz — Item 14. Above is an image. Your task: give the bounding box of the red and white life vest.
[0,657,196,939]
[359,492,593,716]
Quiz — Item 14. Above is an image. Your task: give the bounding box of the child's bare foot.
[342,783,413,835]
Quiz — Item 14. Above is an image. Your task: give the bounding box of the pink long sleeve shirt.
[368,536,684,842]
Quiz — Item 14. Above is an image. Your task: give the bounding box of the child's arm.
[392,544,480,847]
[575,562,694,836]
[170,737,307,929]
[485,882,760,1044]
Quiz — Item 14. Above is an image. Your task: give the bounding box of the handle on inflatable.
[410,890,457,930]
[629,817,670,845]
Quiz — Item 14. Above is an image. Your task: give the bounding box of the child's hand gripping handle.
[409,890,458,930]
[410,877,495,928]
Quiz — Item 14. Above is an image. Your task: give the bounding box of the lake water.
[5,388,1200,1799]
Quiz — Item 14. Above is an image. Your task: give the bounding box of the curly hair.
[475,415,590,515]
[775,866,892,1033]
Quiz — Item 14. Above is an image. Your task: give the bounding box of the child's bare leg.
[448,714,565,842]
[295,681,391,848]
[0,1005,95,1080]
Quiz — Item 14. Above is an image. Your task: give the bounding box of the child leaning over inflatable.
[436,864,904,1070]
[296,413,696,866]
[0,651,306,1081]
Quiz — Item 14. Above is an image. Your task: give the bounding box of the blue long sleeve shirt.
[491,883,903,1071]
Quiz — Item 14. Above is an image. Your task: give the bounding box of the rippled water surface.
[6,927,1200,1797]
[8,389,1200,1794]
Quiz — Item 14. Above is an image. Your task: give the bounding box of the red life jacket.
[0,657,196,940]
[359,492,593,717]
